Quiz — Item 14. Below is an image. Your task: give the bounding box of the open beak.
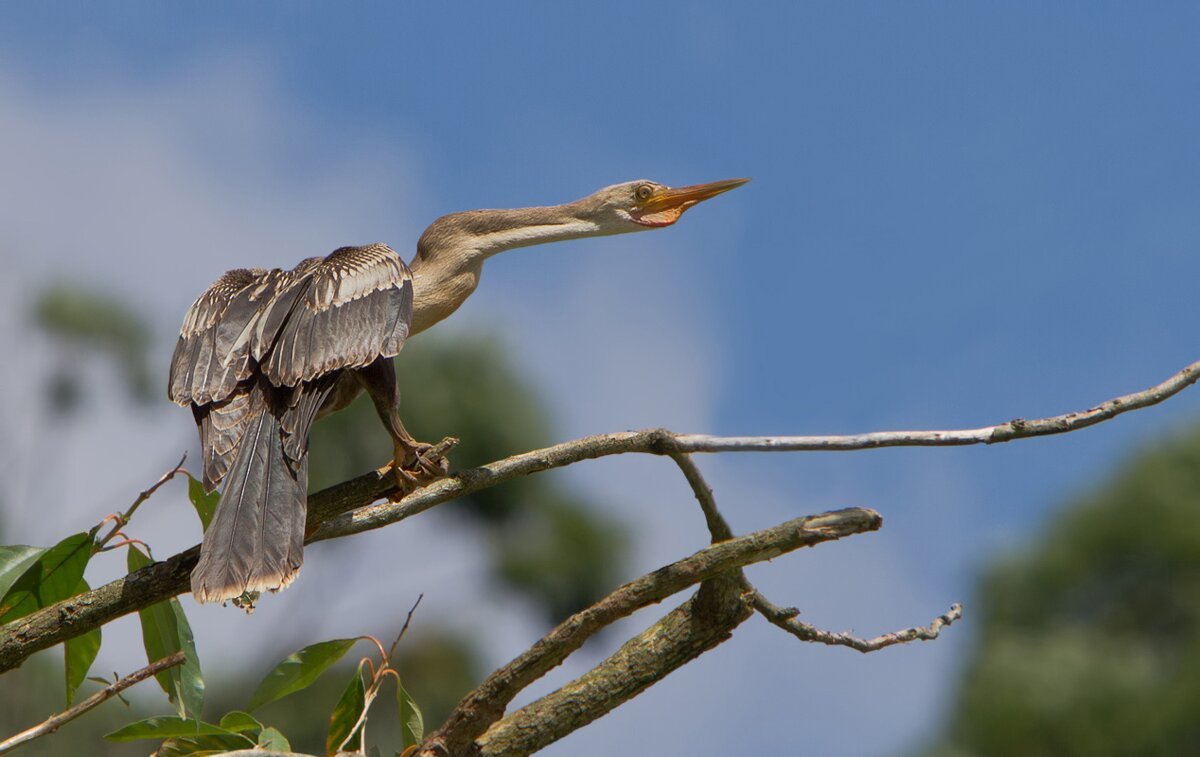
[631,177,751,227]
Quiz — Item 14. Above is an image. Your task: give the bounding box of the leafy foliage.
[106,717,252,743]
[185,474,219,532]
[327,666,366,753]
[934,425,1200,756]
[217,711,264,734]
[128,545,204,720]
[247,638,358,712]
[257,726,291,750]
[0,532,94,623]
[0,545,47,600]
[396,673,424,749]
[0,532,101,706]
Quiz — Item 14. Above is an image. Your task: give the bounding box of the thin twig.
[95,453,187,551]
[673,358,1200,452]
[749,591,963,653]
[667,452,733,542]
[336,597,427,754]
[0,650,185,754]
[388,594,424,661]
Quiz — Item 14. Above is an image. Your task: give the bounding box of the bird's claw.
[380,437,456,501]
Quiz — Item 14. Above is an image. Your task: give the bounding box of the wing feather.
[169,268,266,406]
[174,244,413,603]
[256,244,413,387]
[192,381,258,492]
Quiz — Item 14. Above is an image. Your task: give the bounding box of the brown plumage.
[170,245,416,603]
[170,177,748,605]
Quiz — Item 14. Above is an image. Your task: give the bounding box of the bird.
[169,176,749,604]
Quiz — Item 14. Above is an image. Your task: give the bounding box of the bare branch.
[95,453,187,550]
[668,452,733,542]
[314,358,1200,543]
[749,590,964,653]
[2,358,1194,674]
[419,508,880,754]
[388,593,424,661]
[673,358,1200,452]
[0,650,185,754]
[474,578,751,756]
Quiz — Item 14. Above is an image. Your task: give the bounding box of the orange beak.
[631,177,751,227]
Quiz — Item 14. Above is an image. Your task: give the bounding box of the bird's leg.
[388,423,452,486]
[357,357,451,493]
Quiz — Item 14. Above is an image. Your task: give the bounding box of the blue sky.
[3,4,1200,755]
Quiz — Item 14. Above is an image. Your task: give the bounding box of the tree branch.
[0,650,185,754]
[2,358,1194,673]
[474,578,751,756]
[749,590,964,653]
[668,452,734,542]
[673,357,1200,451]
[95,454,187,551]
[418,507,880,755]
[312,357,1200,543]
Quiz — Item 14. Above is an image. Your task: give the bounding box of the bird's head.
[580,177,751,231]
[415,175,750,266]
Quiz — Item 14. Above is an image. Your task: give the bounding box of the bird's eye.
[636,184,654,201]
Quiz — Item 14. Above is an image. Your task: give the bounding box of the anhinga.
[170,176,748,604]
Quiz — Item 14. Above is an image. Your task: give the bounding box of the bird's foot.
[378,436,457,499]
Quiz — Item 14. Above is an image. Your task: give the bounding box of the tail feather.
[191,386,307,604]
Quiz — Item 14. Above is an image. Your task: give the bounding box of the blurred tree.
[207,630,480,756]
[31,282,154,413]
[310,333,628,622]
[931,426,1200,756]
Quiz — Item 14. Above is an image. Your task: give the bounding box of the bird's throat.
[408,258,483,336]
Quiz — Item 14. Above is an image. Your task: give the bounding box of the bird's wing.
[192,381,257,492]
[169,268,267,407]
[251,244,414,388]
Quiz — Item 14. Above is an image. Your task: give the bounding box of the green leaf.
[156,734,253,756]
[247,638,358,712]
[0,532,93,623]
[64,579,101,706]
[217,710,263,735]
[185,473,219,532]
[397,675,424,748]
[105,717,248,742]
[0,545,46,599]
[257,727,291,751]
[327,666,366,754]
[128,545,205,719]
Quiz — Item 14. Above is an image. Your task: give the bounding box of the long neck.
[409,201,609,335]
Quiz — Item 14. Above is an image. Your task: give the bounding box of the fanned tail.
[190,383,307,604]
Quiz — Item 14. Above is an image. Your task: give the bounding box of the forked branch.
[1,360,1196,678]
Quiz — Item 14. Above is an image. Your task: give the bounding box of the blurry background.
[2,4,1200,755]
